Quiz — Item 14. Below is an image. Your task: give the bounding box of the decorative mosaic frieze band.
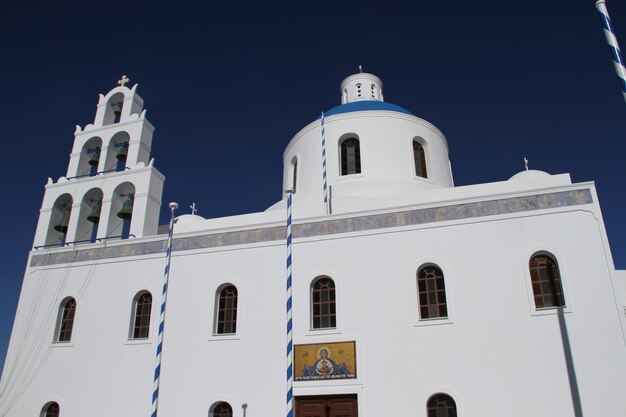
[31,189,593,267]
[295,189,593,238]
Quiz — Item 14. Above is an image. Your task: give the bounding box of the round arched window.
[212,401,233,417]
[427,393,456,417]
[41,402,60,417]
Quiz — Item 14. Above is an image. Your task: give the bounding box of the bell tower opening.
[88,148,101,176]
[105,131,130,172]
[76,188,103,244]
[119,195,133,239]
[103,93,125,125]
[76,137,102,178]
[108,182,135,239]
[115,142,128,172]
[47,194,73,246]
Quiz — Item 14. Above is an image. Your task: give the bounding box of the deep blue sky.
[0,1,625,373]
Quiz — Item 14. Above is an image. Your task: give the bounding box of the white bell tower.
[32,76,165,248]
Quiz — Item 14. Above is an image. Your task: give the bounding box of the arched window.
[340,137,361,176]
[413,140,427,178]
[215,285,238,334]
[427,393,457,417]
[311,277,336,329]
[529,254,565,308]
[211,402,233,417]
[290,157,298,193]
[417,265,448,319]
[41,402,60,417]
[55,298,76,342]
[131,291,152,339]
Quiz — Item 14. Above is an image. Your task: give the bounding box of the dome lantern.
[340,72,383,104]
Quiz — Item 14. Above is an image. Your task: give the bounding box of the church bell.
[53,209,71,233]
[117,197,133,219]
[116,145,127,161]
[87,201,101,224]
[112,101,123,123]
[88,151,100,167]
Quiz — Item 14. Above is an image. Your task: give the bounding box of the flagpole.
[596,0,626,103]
[151,202,178,417]
[321,112,330,215]
[285,191,294,417]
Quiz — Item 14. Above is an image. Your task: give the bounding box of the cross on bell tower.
[118,75,130,87]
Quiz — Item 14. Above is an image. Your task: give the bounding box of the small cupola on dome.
[340,69,384,104]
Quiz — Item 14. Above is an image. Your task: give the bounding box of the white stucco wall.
[4,181,626,417]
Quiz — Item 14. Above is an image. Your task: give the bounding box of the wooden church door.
[295,394,358,417]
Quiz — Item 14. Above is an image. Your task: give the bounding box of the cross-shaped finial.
[358,65,363,73]
[118,75,130,87]
[190,203,197,215]
[524,157,529,171]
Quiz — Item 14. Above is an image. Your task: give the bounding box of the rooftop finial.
[118,75,130,87]
[190,202,197,215]
[358,65,363,73]
[524,157,529,171]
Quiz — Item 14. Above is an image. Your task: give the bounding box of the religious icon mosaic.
[294,341,357,381]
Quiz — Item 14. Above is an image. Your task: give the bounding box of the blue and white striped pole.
[285,192,294,417]
[151,202,178,417]
[321,112,329,214]
[596,0,626,103]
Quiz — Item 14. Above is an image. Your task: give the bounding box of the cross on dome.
[118,75,130,87]
[190,203,197,215]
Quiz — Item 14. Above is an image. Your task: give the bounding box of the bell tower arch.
[33,76,164,248]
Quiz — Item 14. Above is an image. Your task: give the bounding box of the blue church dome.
[319,100,413,119]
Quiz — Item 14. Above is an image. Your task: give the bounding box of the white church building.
[2,72,626,417]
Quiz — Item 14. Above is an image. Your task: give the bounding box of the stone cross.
[190,203,197,215]
[524,157,529,171]
[359,65,363,73]
[118,75,130,87]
